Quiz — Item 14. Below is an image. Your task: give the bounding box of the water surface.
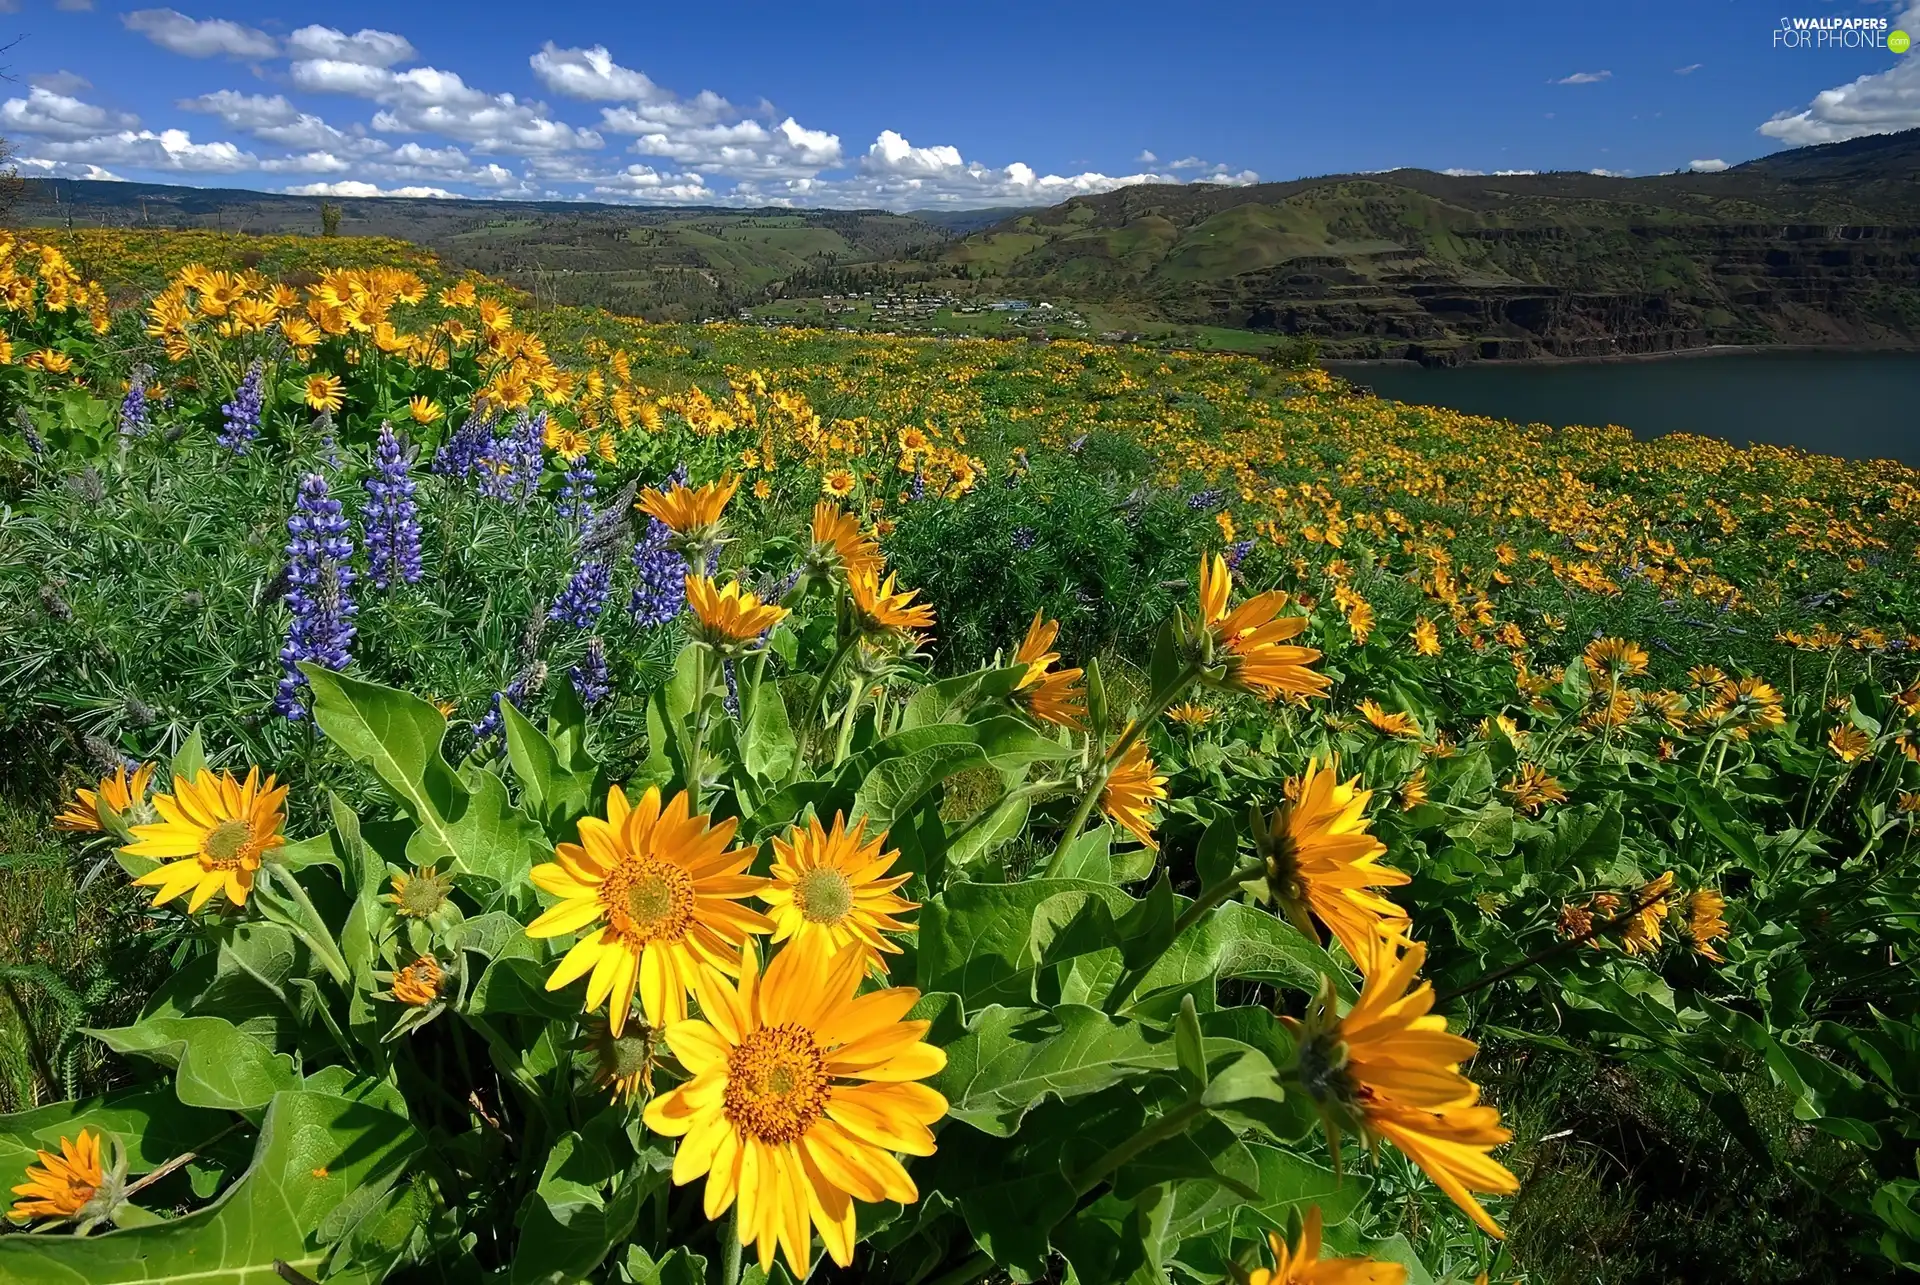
[1327,351,1920,466]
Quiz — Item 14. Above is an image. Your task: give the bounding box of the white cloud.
[1134,149,1157,163]
[291,59,602,154]
[1686,157,1729,173]
[1675,63,1703,75]
[257,150,355,174]
[1494,169,1538,176]
[588,163,713,202]
[123,9,277,59]
[1440,167,1484,177]
[1554,70,1612,84]
[177,90,380,154]
[1588,167,1631,176]
[1169,155,1208,170]
[30,128,256,172]
[285,25,416,67]
[282,180,458,199]
[30,71,92,95]
[1759,4,1920,145]
[0,86,138,139]
[15,156,124,180]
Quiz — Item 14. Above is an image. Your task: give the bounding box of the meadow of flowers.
[0,228,1917,1284]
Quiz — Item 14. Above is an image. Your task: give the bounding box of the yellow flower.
[552,426,590,460]
[1827,725,1871,762]
[1357,699,1421,738]
[527,785,770,1035]
[1620,872,1676,956]
[388,865,453,919]
[642,943,948,1278]
[1501,763,1566,814]
[586,1019,659,1105]
[1409,617,1443,658]
[26,349,73,374]
[408,395,443,425]
[304,372,345,414]
[8,1129,102,1224]
[638,475,739,536]
[1251,756,1410,963]
[1399,767,1429,811]
[1246,1206,1407,1285]
[1102,733,1168,849]
[391,954,445,1006]
[686,575,790,648]
[1012,610,1086,729]
[753,478,772,500]
[1583,637,1649,681]
[1197,553,1329,702]
[762,812,917,974]
[1167,701,1214,730]
[1680,889,1730,962]
[810,502,884,580]
[821,468,857,499]
[1285,940,1519,1238]
[54,761,155,833]
[124,768,288,911]
[848,568,936,635]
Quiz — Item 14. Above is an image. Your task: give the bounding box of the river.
[1326,350,1920,466]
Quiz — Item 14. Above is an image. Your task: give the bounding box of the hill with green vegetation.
[10,179,953,321]
[926,130,1920,361]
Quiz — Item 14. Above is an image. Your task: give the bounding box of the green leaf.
[931,1003,1175,1136]
[1086,656,1110,737]
[0,1088,421,1285]
[86,1016,298,1111]
[501,697,557,817]
[1126,901,1351,1011]
[743,678,797,783]
[1195,803,1241,889]
[1051,823,1113,883]
[851,742,984,832]
[169,727,207,787]
[917,879,1136,1008]
[0,1087,230,1178]
[1445,803,1515,856]
[1174,994,1208,1092]
[304,665,462,840]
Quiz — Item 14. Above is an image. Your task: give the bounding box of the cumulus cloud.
[123,9,277,59]
[178,90,381,154]
[30,71,92,94]
[28,128,256,172]
[1686,157,1729,173]
[1134,149,1157,163]
[15,157,124,181]
[282,180,458,198]
[1588,167,1631,176]
[291,59,602,154]
[285,25,416,67]
[1440,167,1484,177]
[588,162,714,202]
[1554,70,1612,84]
[0,86,138,139]
[1759,4,1920,145]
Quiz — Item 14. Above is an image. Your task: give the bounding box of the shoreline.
[1323,341,1920,369]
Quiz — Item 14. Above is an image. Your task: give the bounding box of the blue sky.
[1,0,1916,207]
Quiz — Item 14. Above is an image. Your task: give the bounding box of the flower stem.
[1104,858,1267,1014]
[1069,1100,1207,1198]
[266,869,352,986]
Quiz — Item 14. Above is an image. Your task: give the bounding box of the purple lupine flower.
[118,367,151,440]
[363,424,423,589]
[1187,489,1224,512]
[1067,434,1089,454]
[908,467,926,502]
[219,360,264,455]
[478,411,545,505]
[474,663,545,745]
[571,636,611,706]
[16,407,45,457]
[629,513,686,628]
[277,473,357,719]
[1226,539,1255,571]
[558,459,597,528]
[549,559,611,630]
[1012,526,1037,552]
[431,406,499,481]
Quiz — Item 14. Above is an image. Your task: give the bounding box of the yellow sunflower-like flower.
[1501,763,1566,814]
[388,865,453,919]
[1679,888,1730,962]
[848,568,936,635]
[1197,553,1329,702]
[1356,700,1421,738]
[686,575,790,649]
[8,1129,103,1224]
[304,372,345,414]
[408,395,443,425]
[527,785,770,1035]
[1249,756,1410,964]
[585,1018,660,1105]
[1583,637,1649,682]
[1285,940,1519,1238]
[1399,767,1429,811]
[1102,732,1168,849]
[53,761,155,833]
[762,813,917,975]
[638,475,739,537]
[123,768,288,911]
[642,942,948,1278]
[821,468,857,499]
[1619,871,1675,956]
[1011,610,1086,729]
[1827,725,1871,762]
[1409,617,1443,659]
[1167,701,1214,730]
[809,502,883,580]
[391,954,445,1006]
[1246,1206,1407,1285]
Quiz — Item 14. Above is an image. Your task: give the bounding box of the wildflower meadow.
[0,228,1916,1284]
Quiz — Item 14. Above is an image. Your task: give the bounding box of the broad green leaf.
[931,1003,1175,1135]
[852,741,984,831]
[918,878,1135,1008]
[1127,901,1351,1011]
[0,1087,229,1177]
[86,1016,298,1111]
[168,727,206,787]
[304,664,462,839]
[743,679,797,783]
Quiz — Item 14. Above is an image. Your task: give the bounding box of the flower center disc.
[201,818,255,869]
[609,858,696,945]
[724,1023,830,1143]
[795,867,854,925]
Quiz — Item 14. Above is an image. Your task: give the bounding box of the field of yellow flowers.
[0,227,1916,1285]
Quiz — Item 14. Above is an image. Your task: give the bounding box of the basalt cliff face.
[949,130,1920,363]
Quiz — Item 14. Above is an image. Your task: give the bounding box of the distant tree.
[320,201,341,237]
[0,136,23,224]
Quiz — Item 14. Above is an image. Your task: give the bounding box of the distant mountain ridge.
[939,130,1920,361]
